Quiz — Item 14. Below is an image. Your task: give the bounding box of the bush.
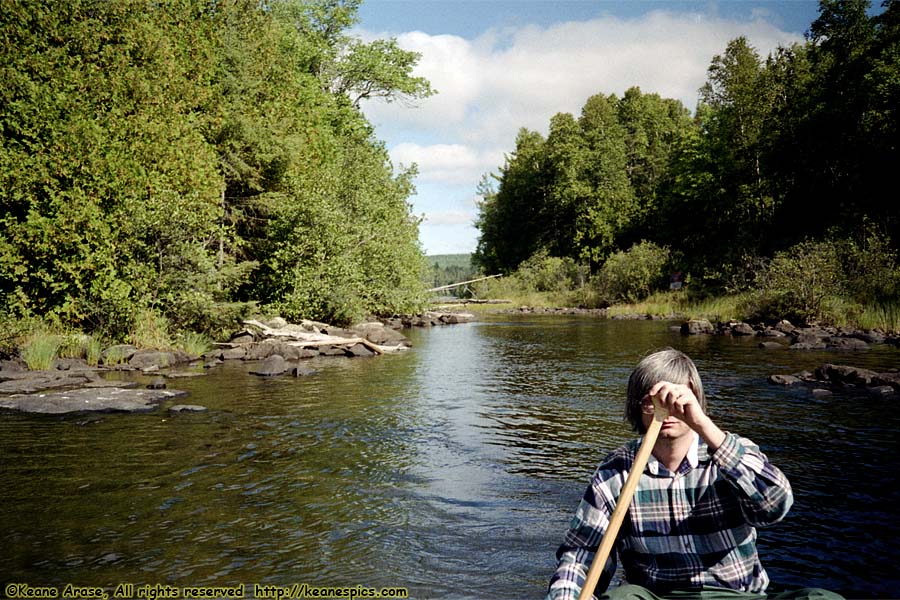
[514,250,585,293]
[840,227,900,304]
[595,241,671,303]
[745,240,843,324]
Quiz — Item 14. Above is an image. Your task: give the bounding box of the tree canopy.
[0,0,433,335]
[474,0,900,293]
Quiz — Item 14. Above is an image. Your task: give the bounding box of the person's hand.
[648,380,726,449]
[648,381,709,432]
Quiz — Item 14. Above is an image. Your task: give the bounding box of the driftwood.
[241,320,406,355]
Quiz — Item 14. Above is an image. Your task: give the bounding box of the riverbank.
[452,289,900,334]
[0,312,475,414]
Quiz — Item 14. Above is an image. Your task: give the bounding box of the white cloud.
[390,143,505,185]
[363,11,801,149]
[422,210,476,226]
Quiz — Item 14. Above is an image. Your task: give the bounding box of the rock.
[872,372,900,391]
[759,342,785,350]
[0,358,27,372]
[168,404,208,413]
[353,322,411,347]
[83,379,138,389]
[203,360,221,369]
[0,387,187,414]
[681,319,714,335]
[790,341,828,350]
[321,326,358,339]
[202,349,224,360]
[792,329,828,344]
[146,377,167,390]
[164,371,206,378]
[730,322,756,336]
[220,347,247,360]
[53,358,89,371]
[249,354,289,376]
[850,331,886,344]
[319,346,349,356]
[440,312,475,324]
[825,337,870,350]
[0,373,92,395]
[774,319,795,334]
[291,366,318,377]
[815,364,879,386]
[347,343,375,358]
[229,333,255,345]
[265,317,289,329]
[868,386,896,397]
[811,388,833,397]
[768,374,801,385]
[128,351,177,370]
[759,329,786,337]
[669,325,682,333]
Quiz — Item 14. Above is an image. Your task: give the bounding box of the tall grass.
[20,329,63,370]
[174,331,213,356]
[128,309,172,349]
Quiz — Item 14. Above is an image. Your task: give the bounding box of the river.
[1,315,898,598]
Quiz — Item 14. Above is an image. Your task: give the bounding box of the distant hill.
[426,254,478,294]
[426,254,473,269]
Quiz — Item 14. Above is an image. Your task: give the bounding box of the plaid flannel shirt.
[547,432,793,599]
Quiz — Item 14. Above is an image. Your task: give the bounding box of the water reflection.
[1,316,899,598]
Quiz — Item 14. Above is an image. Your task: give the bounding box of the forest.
[474,0,900,327]
[0,0,432,344]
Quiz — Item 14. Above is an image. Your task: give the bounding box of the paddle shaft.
[577,401,666,600]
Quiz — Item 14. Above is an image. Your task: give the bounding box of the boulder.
[825,337,870,351]
[730,322,756,336]
[265,317,289,329]
[811,388,833,398]
[815,364,879,386]
[0,387,186,414]
[319,346,349,356]
[872,372,900,391]
[758,329,786,338]
[347,343,375,358]
[768,374,801,385]
[129,351,177,370]
[249,354,289,376]
[868,386,896,397]
[220,347,247,360]
[774,319,795,334]
[440,312,475,324]
[291,366,318,377]
[229,333,255,345]
[0,373,92,395]
[53,358,89,371]
[353,322,411,347]
[850,331,886,345]
[681,319,714,335]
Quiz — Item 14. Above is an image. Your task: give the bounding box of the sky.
[353,0,824,256]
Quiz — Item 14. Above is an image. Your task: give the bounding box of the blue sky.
[354,1,823,256]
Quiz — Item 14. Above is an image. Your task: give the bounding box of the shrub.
[840,227,900,304]
[174,332,213,357]
[596,241,671,303]
[128,309,172,349]
[515,250,585,293]
[745,240,844,324]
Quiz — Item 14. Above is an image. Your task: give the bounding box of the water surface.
[1,316,898,598]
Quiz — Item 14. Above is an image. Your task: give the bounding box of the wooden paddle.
[577,394,668,600]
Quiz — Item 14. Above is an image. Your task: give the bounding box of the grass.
[20,329,63,370]
[57,332,105,366]
[128,309,172,350]
[174,331,213,356]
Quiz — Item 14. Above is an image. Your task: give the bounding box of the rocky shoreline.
[0,312,475,415]
[678,318,900,350]
[768,363,900,398]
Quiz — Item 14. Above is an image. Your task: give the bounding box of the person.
[546,348,844,600]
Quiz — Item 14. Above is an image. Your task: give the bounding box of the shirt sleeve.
[546,470,619,600]
[711,432,794,527]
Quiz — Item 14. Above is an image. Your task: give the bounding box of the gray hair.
[626,348,706,433]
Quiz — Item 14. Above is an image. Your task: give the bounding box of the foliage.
[174,332,213,357]
[0,0,431,340]
[744,240,844,324]
[595,241,672,304]
[475,1,900,310]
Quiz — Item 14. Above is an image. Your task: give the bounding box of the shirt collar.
[643,432,700,476]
